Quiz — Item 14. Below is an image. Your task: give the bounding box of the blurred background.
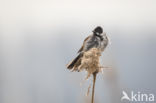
[0,0,156,103]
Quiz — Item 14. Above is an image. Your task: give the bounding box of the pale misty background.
[0,0,156,103]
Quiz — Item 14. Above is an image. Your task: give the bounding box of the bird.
[67,26,108,71]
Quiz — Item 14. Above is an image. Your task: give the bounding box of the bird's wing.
[77,35,91,53]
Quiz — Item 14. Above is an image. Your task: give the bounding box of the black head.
[93,26,103,35]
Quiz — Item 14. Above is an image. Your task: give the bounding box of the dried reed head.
[78,48,102,79]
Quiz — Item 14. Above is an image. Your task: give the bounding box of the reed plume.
[74,48,103,103]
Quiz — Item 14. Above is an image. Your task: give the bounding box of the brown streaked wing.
[77,35,91,53]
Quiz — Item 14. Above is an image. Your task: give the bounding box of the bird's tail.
[67,53,83,70]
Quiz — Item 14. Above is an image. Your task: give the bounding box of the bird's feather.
[78,35,91,53]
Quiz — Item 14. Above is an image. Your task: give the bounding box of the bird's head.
[92,26,103,36]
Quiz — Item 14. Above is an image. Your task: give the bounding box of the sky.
[0,0,156,103]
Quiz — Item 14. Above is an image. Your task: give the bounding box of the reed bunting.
[67,26,108,71]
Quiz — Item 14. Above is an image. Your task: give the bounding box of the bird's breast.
[100,37,108,52]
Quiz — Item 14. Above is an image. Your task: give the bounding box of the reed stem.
[91,72,97,103]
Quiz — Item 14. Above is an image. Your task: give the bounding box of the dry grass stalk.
[67,48,104,103]
[91,72,97,103]
[76,48,103,103]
